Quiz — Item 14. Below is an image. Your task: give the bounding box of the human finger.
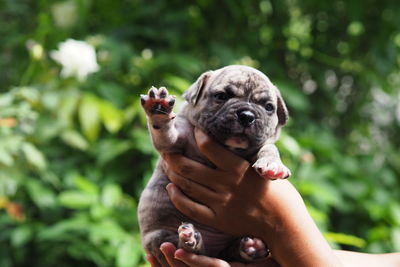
[165,168,221,206]
[160,243,188,267]
[194,128,250,174]
[162,153,227,188]
[174,248,230,267]
[229,258,280,267]
[166,183,215,224]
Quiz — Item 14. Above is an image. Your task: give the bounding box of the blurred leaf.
[90,204,111,219]
[0,149,14,166]
[390,203,400,226]
[117,237,141,267]
[89,219,126,243]
[325,232,366,248]
[11,225,32,248]
[95,138,133,165]
[278,133,302,157]
[39,216,89,241]
[26,180,57,209]
[58,190,96,209]
[79,93,101,142]
[74,175,98,195]
[61,129,89,150]
[275,81,309,112]
[57,89,80,127]
[392,228,400,251]
[102,184,122,208]
[99,100,124,133]
[131,128,156,155]
[164,75,191,94]
[21,143,47,171]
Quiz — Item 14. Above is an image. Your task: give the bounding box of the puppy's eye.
[214,92,229,102]
[265,103,274,112]
[194,232,201,240]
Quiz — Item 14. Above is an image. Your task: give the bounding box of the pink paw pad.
[140,87,176,115]
[177,222,201,251]
[254,162,291,180]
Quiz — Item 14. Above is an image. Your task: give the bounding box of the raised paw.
[239,237,269,261]
[177,222,204,254]
[253,160,291,180]
[140,86,176,117]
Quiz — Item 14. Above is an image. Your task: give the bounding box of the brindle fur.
[138,65,289,266]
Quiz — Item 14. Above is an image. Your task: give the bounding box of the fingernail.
[194,127,207,143]
[159,243,167,253]
[165,183,174,193]
[194,127,203,137]
[161,160,167,169]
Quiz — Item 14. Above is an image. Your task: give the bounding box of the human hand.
[162,128,287,238]
[162,128,343,267]
[146,242,279,267]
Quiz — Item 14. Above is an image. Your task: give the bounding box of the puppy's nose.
[237,110,255,127]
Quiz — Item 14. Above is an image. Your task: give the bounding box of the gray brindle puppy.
[138,65,290,266]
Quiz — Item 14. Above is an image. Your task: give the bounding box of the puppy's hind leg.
[143,229,179,267]
[177,222,205,254]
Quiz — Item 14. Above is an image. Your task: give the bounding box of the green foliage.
[1,0,400,266]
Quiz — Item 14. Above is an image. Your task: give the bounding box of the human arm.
[162,128,343,267]
[147,242,280,267]
[334,250,400,267]
[148,245,400,267]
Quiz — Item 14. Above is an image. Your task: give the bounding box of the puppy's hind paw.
[239,237,269,261]
[177,222,204,254]
[141,87,176,117]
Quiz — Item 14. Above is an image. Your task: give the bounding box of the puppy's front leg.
[141,87,179,152]
[253,144,291,180]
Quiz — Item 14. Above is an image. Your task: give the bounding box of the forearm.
[259,180,343,267]
[334,250,400,267]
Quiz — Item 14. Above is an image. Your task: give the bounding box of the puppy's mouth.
[224,134,249,150]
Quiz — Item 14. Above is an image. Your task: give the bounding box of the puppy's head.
[183,65,288,157]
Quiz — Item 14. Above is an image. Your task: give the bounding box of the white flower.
[51,39,99,81]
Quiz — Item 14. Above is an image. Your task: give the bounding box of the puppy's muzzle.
[237,110,256,128]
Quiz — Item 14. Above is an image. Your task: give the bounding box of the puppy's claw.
[148,87,156,98]
[159,87,168,98]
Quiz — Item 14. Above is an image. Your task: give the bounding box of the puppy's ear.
[275,87,289,126]
[183,71,213,105]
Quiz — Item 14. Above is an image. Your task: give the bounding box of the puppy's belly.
[138,164,234,257]
[200,227,235,257]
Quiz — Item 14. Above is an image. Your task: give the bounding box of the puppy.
[138,65,290,266]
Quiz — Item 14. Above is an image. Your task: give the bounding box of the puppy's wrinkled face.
[184,65,288,158]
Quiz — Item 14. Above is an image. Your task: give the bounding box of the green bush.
[0,0,399,266]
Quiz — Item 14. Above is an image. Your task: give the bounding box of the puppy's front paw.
[141,86,176,118]
[239,237,269,261]
[253,159,291,180]
[177,222,203,253]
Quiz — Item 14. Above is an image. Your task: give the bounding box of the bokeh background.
[1,0,400,266]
